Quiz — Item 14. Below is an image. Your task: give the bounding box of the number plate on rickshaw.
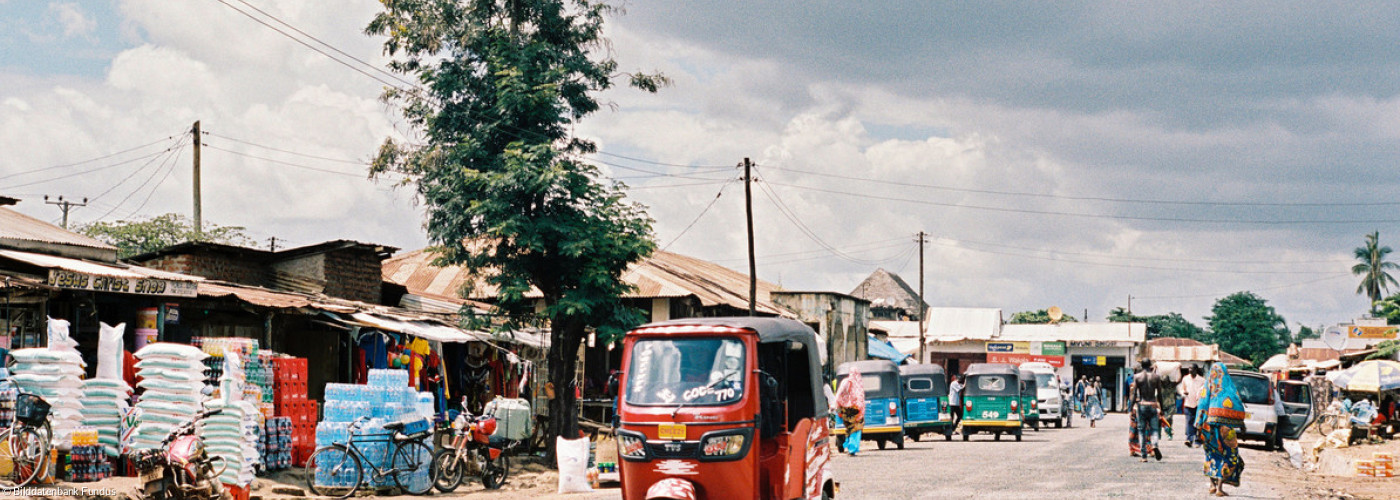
[658,423,686,440]
[139,467,163,483]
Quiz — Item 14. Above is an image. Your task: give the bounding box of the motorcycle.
[135,408,230,500]
[429,411,515,492]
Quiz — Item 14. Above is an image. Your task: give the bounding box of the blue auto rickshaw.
[833,359,905,450]
[899,363,954,441]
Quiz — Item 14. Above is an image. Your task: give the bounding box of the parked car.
[1228,370,1315,450]
[1019,362,1070,428]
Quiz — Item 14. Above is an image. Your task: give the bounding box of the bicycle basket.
[15,393,51,425]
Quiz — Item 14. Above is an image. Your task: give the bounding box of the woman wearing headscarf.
[1196,362,1246,496]
[1084,379,1106,427]
[835,367,866,456]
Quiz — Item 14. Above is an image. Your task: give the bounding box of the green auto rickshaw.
[899,363,953,441]
[960,363,1024,441]
[833,359,906,450]
[1018,367,1040,432]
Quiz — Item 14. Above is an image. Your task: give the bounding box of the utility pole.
[268,237,279,252]
[1127,294,1133,315]
[916,231,929,363]
[191,120,202,236]
[44,196,87,229]
[744,158,756,316]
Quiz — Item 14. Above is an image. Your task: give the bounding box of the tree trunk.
[545,313,585,463]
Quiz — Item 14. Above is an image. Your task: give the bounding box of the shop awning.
[347,312,486,343]
[867,335,911,363]
[0,248,200,297]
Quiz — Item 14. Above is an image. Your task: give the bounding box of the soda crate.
[272,358,307,383]
[292,444,315,468]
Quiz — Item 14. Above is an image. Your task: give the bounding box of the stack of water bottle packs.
[132,342,209,451]
[79,378,132,457]
[10,346,87,446]
[0,372,17,426]
[261,417,293,472]
[314,369,433,491]
[67,427,113,482]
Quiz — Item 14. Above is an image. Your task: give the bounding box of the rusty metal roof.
[0,207,117,261]
[383,248,789,315]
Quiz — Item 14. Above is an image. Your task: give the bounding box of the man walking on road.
[1132,359,1164,462]
[949,374,965,428]
[1180,365,1204,447]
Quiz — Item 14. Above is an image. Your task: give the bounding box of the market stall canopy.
[867,335,910,364]
[1259,353,1290,372]
[346,312,486,344]
[1326,359,1400,393]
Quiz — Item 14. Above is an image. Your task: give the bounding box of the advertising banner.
[47,269,198,297]
[1040,341,1067,355]
[1348,325,1398,340]
[986,341,1030,353]
[988,352,1065,367]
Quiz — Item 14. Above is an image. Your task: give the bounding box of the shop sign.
[1068,340,1121,347]
[165,304,180,324]
[1348,325,1398,340]
[1040,341,1067,355]
[988,352,1065,367]
[986,341,1029,353]
[1076,355,1108,366]
[46,269,198,297]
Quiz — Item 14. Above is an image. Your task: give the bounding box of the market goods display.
[132,342,208,451]
[260,417,293,472]
[314,369,432,491]
[67,428,113,482]
[10,318,87,447]
[79,378,131,457]
[200,399,253,487]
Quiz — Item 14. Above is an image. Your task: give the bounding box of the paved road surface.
[831,412,1287,499]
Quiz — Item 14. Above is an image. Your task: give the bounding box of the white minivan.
[1019,362,1070,428]
[1228,370,1315,450]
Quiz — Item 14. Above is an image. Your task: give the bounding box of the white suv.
[1228,370,1315,450]
[1019,363,1070,428]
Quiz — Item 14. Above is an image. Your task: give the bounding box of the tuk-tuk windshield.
[626,337,745,406]
[968,374,1015,395]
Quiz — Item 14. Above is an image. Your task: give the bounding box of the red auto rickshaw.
[614,317,835,500]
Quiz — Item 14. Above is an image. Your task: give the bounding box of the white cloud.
[50,3,95,38]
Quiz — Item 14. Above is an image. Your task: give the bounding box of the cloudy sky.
[3,1,1398,332]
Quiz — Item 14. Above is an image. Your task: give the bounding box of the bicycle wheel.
[391,440,434,495]
[482,453,510,490]
[306,444,364,499]
[430,448,464,493]
[0,427,49,489]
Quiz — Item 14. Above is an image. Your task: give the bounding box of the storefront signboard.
[47,269,198,297]
[1033,341,1067,356]
[1076,355,1109,366]
[1068,340,1123,348]
[988,352,1065,367]
[986,341,1030,353]
[1348,325,1398,340]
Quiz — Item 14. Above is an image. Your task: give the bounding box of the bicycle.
[0,392,53,489]
[304,416,434,498]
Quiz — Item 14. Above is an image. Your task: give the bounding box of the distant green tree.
[1008,309,1079,324]
[78,213,252,259]
[1205,292,1291,367]
[1106,308,1205,340]
[1367,339,1400,361]
[1294,324,1320,341]
[1353,231,1399,313]
[1377,295,1400,325]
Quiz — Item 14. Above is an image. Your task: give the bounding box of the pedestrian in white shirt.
[1180,365,1205,447]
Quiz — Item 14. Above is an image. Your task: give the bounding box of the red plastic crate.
[292,444,314,468]
[272,358,307,383]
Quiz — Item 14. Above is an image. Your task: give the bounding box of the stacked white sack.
[132,343,208,451]
[81,322,130,457]
[10,318,87,447]
[201,399,249,487]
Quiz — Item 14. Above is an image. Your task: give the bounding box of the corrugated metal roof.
[926,307,1003,341]
[870,320,922,338]
[383,248,789,316]
[999,322,1146,343]
[849,268,927,315]
[0,207,116,261]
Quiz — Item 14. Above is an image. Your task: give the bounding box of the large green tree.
[1106,308,1206,340]
[1204,292,1291,367]
[366,0,663,448]
[1353,231,1399,313]
[78,213,252,259]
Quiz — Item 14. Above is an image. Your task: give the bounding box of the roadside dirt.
[1247,435,1399,500]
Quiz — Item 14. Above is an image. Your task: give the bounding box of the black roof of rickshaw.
[836,359,901,377]
[964,363,1019,377]
[898,363,947,377]
[632,316,827,411]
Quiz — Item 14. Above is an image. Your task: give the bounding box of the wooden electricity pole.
[44,196,87,229]
[745,157,756,316]
[191,121,203,236]
[916,231,929,363]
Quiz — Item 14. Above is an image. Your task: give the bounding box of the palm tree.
[1352,231,1399,313]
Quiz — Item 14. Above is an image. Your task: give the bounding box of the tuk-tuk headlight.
[617,431,648,461]
[698,429,752,462]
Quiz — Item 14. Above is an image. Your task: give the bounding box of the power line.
[939,236,1353,266]
[754,173,911,265]
[711,237,912,264]
[658,180,735,252]
[0,134,180,182]
[227,0,420,90]
[203,131,369,165]
[1,148,176,190]
[202,144,382,178]
[927,238,1341,275]
[623,180,733,191]
[592,150,734,170]
[761,163,1400,208]
[87,135,190,204]
[88,142,188,223]
[1134,273,1353,300]
[763,179,1400,225]
[125,146,189,219]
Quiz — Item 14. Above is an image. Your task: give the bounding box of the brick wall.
[321,248,383,304]
[140,254,271,286]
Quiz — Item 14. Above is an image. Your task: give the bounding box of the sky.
[2,1,1398,333]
